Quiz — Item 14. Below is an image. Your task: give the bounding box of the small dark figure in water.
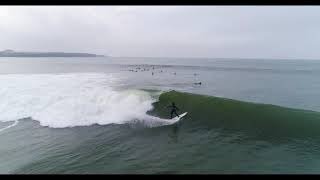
[167,102,180,119]
[194,82,202,85]
[152,72,154,75]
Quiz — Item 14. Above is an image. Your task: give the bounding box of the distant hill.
[0,50,105,57]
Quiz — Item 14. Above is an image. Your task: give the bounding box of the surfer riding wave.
[167,102,180,119]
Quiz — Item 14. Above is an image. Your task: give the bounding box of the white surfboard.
[171,112,188,124]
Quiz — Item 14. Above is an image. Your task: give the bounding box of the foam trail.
[0,120,19,133]
[129,115,180,128]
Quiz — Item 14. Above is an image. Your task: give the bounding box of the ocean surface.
[1,57,320,174]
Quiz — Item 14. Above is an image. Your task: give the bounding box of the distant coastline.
[0,50,105,57]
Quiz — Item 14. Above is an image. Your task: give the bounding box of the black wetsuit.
[168,105,180,119]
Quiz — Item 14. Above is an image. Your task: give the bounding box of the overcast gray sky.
[0,6,319,59]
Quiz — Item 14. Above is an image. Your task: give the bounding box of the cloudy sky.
[0,6,319,59]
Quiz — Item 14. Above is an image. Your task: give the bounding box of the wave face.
[0,73,163,128]
[149,90,320,138]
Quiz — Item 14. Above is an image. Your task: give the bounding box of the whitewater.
[0,73,176,129]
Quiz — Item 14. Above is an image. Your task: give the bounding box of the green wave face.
[148,90,320,138]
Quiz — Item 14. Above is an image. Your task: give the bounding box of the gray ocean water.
[1,57,320,174]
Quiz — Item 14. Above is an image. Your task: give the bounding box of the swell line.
[0,120,19,133]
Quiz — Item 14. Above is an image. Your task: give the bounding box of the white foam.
[132,115,181,128]
[0,73,163,128]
